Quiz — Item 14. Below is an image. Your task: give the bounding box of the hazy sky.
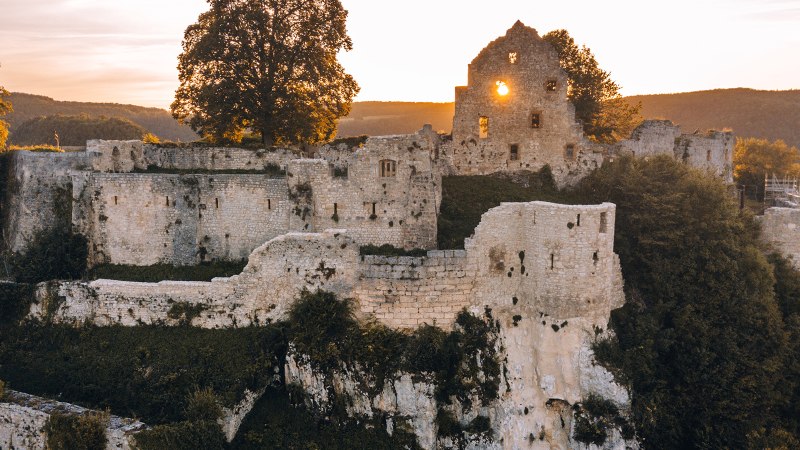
[0,0,798,109]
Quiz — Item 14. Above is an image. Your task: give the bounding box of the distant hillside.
[6,93,198,142]
[628,88,800,148]
[11,114,148,146]
[336,102,454,137]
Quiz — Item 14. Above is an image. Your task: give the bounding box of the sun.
[496,81,509,96]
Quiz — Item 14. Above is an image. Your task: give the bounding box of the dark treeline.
[11,114,147,146]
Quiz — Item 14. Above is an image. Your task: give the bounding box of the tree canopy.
[0,86,12,149]
[543,30,641,144]
[171,0,359,146]
[734,137,800,199]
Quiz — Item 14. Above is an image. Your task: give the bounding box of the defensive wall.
[760,207,800,268]
[613,120,734,182]
[31,201,622,330]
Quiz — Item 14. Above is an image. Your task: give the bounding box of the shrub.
[89,260,246,282]
[44,412,108,450]
[359,244,427,257]
[184,387,223,422]
[134,420,225,450]
[11,229,87,283]
[0,282,35,325]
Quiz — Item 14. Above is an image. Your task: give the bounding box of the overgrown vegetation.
[438,166,571,248]
[734,137,800,201]
[359,244,427,257]
[572,394,633,446]
[89,260,246,282]
[133,165,286,177]
[134,419,226,450]
[44,412,108,450]
[574,155,799,448]
[1,144,63,153]
[8,228,87,283]
[0,282,36,325]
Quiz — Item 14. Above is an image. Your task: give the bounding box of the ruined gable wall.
[760,207,800,268]
[444,22,603,186]
[74,173,291,266]
[1,151,95,253]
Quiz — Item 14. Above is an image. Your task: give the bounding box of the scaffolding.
[765,174,800,208]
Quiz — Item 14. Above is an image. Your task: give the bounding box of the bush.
[44,412,108,450]
[89,260,246,282]
[359,244,427,257]
[184,387,223,422]
[0,282,35,325]
[134,420,225,450]
[11,229,87,283]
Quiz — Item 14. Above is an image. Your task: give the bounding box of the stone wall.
[760,207,800,268]
[1,150,95,253]
[34,201,622,332]
[614,120,734,182]
[442,21,604,187]
[0,390,145,450]
[73,173,291,266]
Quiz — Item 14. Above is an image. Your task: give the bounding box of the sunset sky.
[0,0,798,109]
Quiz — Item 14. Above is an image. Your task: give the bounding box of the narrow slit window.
[600,212,608,233]
[577,214,581,227]
[165,196,170,206]
[479,116,489,139]
[113,196,118,205]
[565,144,575,160]
[215,198,219,209]
[334,203,338,215]
[380,159,397,177]
[545,80,557,91]
[550,254,555,270]
[268,199,271,210]
[509,144,519,161]
[372,203,377,216]
[707,149,712,161]
[531,113,541,129]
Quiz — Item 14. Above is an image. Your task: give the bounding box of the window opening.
[215,198,219,209]
[707,149,712,162]
[545,80,557,91]
[334,203,338,215]
[565,144,575,160]
[372,203,377,216]
[600,212,608,233]
[479,116,489,139]
[268,199,271,210]
[508,52,518,64]
[165,196,169,206]
[113,196,118,205]
[550,254,555,270]
[380,159,397,177]
[577,214,581,226]
[510,144,519,161]
[531,113,541,129]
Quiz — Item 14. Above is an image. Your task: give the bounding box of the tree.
[576,155,793,448]
[734,137,800,199]
[0,85,12,149]
[542,30,641,144]
[171,0,359,146]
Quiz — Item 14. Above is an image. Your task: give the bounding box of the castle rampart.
[760,207,800,268]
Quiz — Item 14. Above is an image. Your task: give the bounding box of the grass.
[88,260,247,282]
[437,167,576,249]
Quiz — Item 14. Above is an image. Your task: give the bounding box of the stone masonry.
[760,207,800,268]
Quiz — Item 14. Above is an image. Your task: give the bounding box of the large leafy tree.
[543,30,641,144]
[171,0,359,145]
[734,137,800,199]
[0,85,12,149]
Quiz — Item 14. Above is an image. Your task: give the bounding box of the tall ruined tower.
[444,21,603,186]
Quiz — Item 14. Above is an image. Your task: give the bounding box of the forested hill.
[7,89,799,146]
[5,93,198,142]
[628,88,800,148]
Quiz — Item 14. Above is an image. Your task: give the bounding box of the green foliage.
[574,155,792,448]
[0,324,285,424]
[0,86,11,150]
[0,282,36,325]
[11,114,148,146]
[142,132,160,144]
[359,244,427,257]
[171,0,359,145]
[134,420,225,450]
[438,167,568,249]
[769,253,800,318]
[435,409,461,437]
[328,134,368,148]
[572,394,631,446]
[734,137,800,200]
[11,228,87,283]
[167,302,208,325]
[232,387,420,449]
[3,144,63,153]
[44,412,108,450]
[542,30,641,143]
[184,387,223,421]
[89,260,246,282]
